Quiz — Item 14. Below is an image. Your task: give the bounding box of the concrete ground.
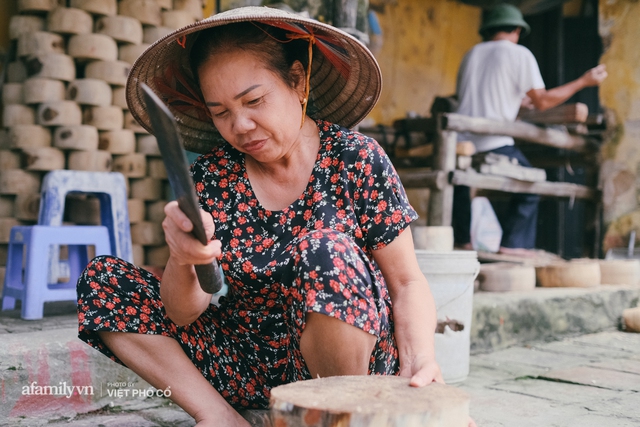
[1,285,638,426]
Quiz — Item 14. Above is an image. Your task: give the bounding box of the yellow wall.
[368,0,481,125]
[598,1,640,250]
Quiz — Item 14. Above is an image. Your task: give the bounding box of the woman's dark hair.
[480,25,520,41]
[189,22,310,90]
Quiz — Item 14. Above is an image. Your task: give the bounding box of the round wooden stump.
[270,376,469,427]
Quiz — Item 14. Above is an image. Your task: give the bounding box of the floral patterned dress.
[77,120,418,409]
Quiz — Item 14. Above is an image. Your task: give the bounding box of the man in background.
[453,3,607,256]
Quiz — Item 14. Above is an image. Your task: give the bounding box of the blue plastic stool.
[38,170,133,283]
[1,225,111,320]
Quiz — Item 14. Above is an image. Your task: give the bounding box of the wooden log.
[0,151,21,170]
[396,169,446,190]
[622,307,640,333]
[124,111,149,133]
[112,153,147,178]
[0,196,16,218]
[518,102,589,124]
[146,200,167,222]
[23,77,66,104]
[161,10,195,30]
[536,259,600,288]
[95,15,144,45]
[14,193,41,221]
[130,178,163,201]
[270,376,470,427]
[3,105,36,127]
[2,83,24,105]
[143,26,174,44]
[131,221,165,246]
[478,163,547,182]
[127,199,146,224]
[112,87,128,109]
[24,53,76,82]
[0,218,22,243]
[68,150,112,172]
[85,60,130,87]
[83,106,124,131]
[47,7,94,35]
[9,15,45,40]
[70,0,118,16]
[37,101,82,127]
[21,147,66,171]
[132,243,145,266]
[6,61,27,83]
[8,125,52,149]
[99,129,136,154]
[17,31,65,57]
[118,0,162,26]
[442,113,595,153]
[147,158,168,179]
[145,245,170,266]
[65,195,101,224]
[450,169,598,200]
[17,0,58,13]
[0,170,41,195]
[599,259,639,286]
[137,135,161,156]
[477,262,536,292]
[67,79,113,107]
[173,0,203,20]
[68,34,119,62]
[118,44,150,65]
[54,125,99,151]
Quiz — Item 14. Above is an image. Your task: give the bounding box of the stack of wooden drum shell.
[1,0,205,285]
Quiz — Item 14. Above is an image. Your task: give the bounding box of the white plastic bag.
[470,197,503,253]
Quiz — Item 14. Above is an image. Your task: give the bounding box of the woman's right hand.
[162,201,221,266]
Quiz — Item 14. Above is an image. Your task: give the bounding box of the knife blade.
[140,83,224,294]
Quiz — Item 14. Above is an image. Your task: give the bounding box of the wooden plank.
[450,169,598,200]
[478,163,547,182]
[442,113,595,153]
[518,102,589,124]
[397,169,447,189]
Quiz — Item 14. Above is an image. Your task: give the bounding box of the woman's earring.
[301,98,307,105]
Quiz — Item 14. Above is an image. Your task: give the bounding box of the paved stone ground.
[2,330,637,426]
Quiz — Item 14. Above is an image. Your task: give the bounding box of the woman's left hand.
[399,354,444,387]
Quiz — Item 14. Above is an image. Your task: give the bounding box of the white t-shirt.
[455,40,545,152]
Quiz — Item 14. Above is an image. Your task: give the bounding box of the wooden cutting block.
[9,15,45,40]
[173,0,203,20]
[112,87,128,109]
[65,194,101,224]
[99,129,136,154]
[17,0,58,13]
[161,10,195,29]
[68,34,119,62]
[2,83,24,105]
[23,77,66,104]
[0,170,41,195]
[38,101,82,126]
[599,259,640,285]
[21,146,66,171]
[137,135,161,156]
[70,0,117,16]
[83,106,124,131]
[8,125,52,149]
[131,178,163,201]
[623,307,640,332]
[17,31,65,57]
[112,153,147,178]
[7,61,27,83]
[0,150,21,170]
[0,196,15,218]
[0,218,23,243]
[124,111,149,134]
[24,53,76,82]
[157,0,173,10]
[147,158,168,179]
[145,245,170,266]
[47,7,94,35]
[14,193,41,221]
[85,60,130,87]
[270,376,470,427]
[146,200,167,222]
[118,43,150,65]
[54,125,99,151]
[132,243,145,265]
[536,259,601,288]
[95,15,144,45]
[67,79,113,107]
[131,221,165,246]
[143,26,174,44]
[3,105,36,127]
[127,198,146,223]
[67,150,113,172]
[119,0,162,26]
[478,262,536,292]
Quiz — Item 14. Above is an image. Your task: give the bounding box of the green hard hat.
[479,3,530,37]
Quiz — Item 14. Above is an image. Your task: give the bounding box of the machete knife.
[140,83,224,294]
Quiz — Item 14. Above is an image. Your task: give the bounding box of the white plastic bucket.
[415,250,479,384]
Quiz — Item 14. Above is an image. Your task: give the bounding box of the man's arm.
[526,64,607,112]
